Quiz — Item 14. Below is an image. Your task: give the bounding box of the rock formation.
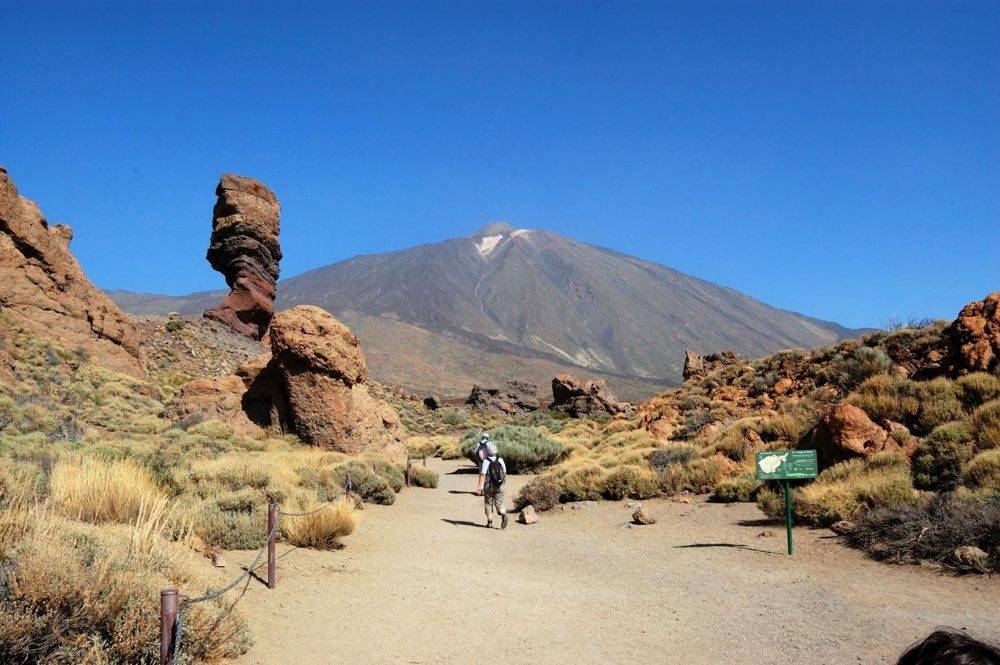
[0,166,143,375]
[948,292,1000,375]
[809,403,916,468]
[682,349,742,383]
[204,174,281,340]
[165,375,265,438]
[267,305,406,462]
[549,373,631,417]
[466,380,539,414]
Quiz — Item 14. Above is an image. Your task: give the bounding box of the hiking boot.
[501,514,509,529]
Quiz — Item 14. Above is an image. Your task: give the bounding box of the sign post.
[755,450,818,556]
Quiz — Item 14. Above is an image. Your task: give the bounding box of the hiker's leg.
[494,487,507,515]
[484,492,494,525]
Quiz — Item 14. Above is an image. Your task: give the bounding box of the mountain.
[109,222,862,399]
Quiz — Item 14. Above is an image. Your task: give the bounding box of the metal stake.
[160,588,178,665]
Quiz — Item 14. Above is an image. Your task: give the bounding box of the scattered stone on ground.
[465,380,539,414]
[952,546,989,571]
[0,166,144,375]
[830,521,856,536]
[632,506,656,525]
[549,372,631,417]
[519,505,539,525]
[204,174,282,340]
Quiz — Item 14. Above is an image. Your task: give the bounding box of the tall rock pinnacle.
[203,174,282,339]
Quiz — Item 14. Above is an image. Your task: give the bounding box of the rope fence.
[159,473,359,665]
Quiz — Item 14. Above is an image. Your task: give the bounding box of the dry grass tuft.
[281,497,358,550]
[49,456,167,524]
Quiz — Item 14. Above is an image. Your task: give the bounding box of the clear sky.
[1,1,997,328]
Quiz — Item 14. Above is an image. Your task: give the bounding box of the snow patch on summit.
[476,234,504,257]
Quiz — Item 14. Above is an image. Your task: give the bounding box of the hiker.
[473,433,491,465]
[474,440,508,529]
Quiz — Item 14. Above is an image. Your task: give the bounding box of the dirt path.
[234,459,999,664]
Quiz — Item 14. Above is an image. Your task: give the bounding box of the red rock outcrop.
[268,306,406,462]
[0,166,143,375]
[682,349,743,382]
[549,373,631,417]
[809,403,915,468]
[165,375,265,438]
[948,292,1000,375]
[204,174,281,340]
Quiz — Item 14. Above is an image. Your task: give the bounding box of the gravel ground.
[233,459,999,665]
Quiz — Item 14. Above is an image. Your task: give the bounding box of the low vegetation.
[0,316,410,661]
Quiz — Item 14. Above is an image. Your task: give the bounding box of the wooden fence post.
[267,501,278,589]
[160,588,178,665]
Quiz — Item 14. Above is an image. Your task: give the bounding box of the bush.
[830,346,892,388]
[963,449,1000,492]
[461,425,566,473]
[912,421,976,491]
[711,476,761,503]
[971,400,1000,450]
[408,465,439,488]
[557,463,607,502]
[678,410,715,438]
[846,375,920,425]
[515,475,562,511]
[600,465,659,500]
[440,409,468,426]
[915,379,965,434]
[845,494,1000,573]
[331,462,396,505]
[760,454,917,526]
[658,457,726,495]
[648,444,698,469]
[957,372,1000,407]
[196,490,268,549]
[281,497,357,549]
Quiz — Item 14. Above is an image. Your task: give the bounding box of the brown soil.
[233,459,999,664]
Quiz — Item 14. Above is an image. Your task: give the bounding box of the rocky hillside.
[110,223,862,399]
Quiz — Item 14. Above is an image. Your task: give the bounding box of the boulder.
[949,292,1000,375]
[773,377,794,395]
[830,520,855,536]
[549,373,631,417]
[810,403,891,468]
[165,375,264,438]
[0,166,143,375]
[682,349,742,382]
[466,380,539,414]
[204,175,282,340]
[518,505,539,525]
[269,306,406,462]
[236,353,290,433]
[952,545,989,571]
[632,506,656,525]
[423,395,442,410]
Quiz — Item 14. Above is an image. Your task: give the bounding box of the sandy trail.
[233,459,999,664]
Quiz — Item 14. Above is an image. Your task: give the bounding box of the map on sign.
[755,450,818,481]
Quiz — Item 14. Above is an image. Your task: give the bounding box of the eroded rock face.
[466,380,539,414]
[549,373,631,417]
[0,166,143,375]
[268,306,406,462]
[949,292,1000,375]
[682,349,742,383]
[165,375,265,438]
[809,403,915,468]
[204,174,281,340]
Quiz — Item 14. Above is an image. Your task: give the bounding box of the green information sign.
[755,450,818,556]
[755,450,819,481]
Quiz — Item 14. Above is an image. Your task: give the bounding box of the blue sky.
[1,1,997,329]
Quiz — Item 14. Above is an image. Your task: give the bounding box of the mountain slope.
[109,223,862,398]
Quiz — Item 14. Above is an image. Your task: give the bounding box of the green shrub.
[963,450,1000,492]
[846,375,920,425]
[518,409,571,433]
[440,409,468,426]
[915,379,965,434]
[658,457,726,494]
[461,425,566,473]
[830,346,892,388]
[912,421,976,491]
[957,373,1000,407]
[408,465,439,488]
[600,465,659,500]
[515,475,562,511]
[971,400,1000,450]
[330,462,397,505]
[557,463,606,502]
[711,476,761,503]
[196,490,268,549]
